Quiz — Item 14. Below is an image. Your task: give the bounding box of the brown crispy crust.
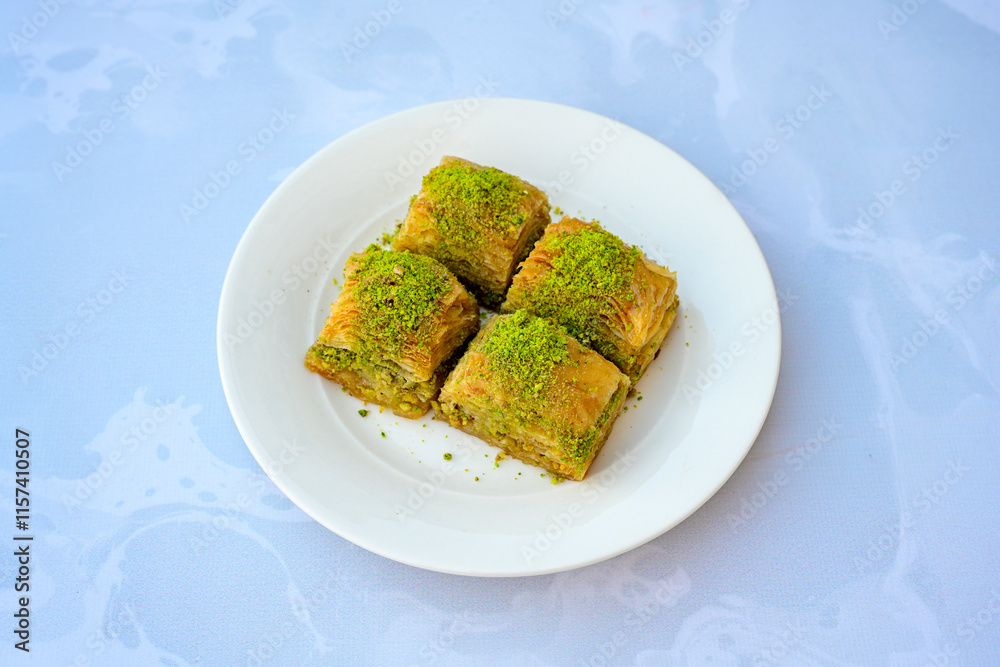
[305,346,450,419]
[626,295,679,383]
[433,379,629,481]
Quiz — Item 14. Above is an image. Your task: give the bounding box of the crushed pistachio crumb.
[380,222,402,247]
[423,162,527,246]
[443,453,452,461]
[479,311,569,402]
[347,246,451,358]
[358,409,369,417]
[380,431,386,438]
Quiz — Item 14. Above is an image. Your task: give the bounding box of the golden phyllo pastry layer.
[503,217,678,382]
[393,156,550,308]
[434,311,630,480]
[305,246,479,418]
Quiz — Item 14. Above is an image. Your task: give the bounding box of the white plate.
[217,98,781,576]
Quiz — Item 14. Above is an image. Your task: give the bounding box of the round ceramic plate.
[217,98,781,577]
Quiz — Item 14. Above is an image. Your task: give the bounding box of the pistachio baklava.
[305,246,479,418]
[434,311,630,480]
[393,156,550,308]
[502,217,678,382]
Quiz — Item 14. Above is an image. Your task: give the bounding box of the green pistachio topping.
[479,311,569,400]
[349,246,451,357]
[423,163,527,245]
[380,222,402,247]
[520,223,640,348]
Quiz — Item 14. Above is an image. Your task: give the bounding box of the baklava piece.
[434,311,630,481]
[393,156,550,308]
[305,246,479,418]
[503,217,678,383]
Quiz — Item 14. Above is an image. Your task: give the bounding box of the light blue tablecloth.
[3,0,999,664]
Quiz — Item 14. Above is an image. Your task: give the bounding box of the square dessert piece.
[392,156,550,308]
[502,217,678,382]
[305,246,479,418]
[434,311,630,481]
